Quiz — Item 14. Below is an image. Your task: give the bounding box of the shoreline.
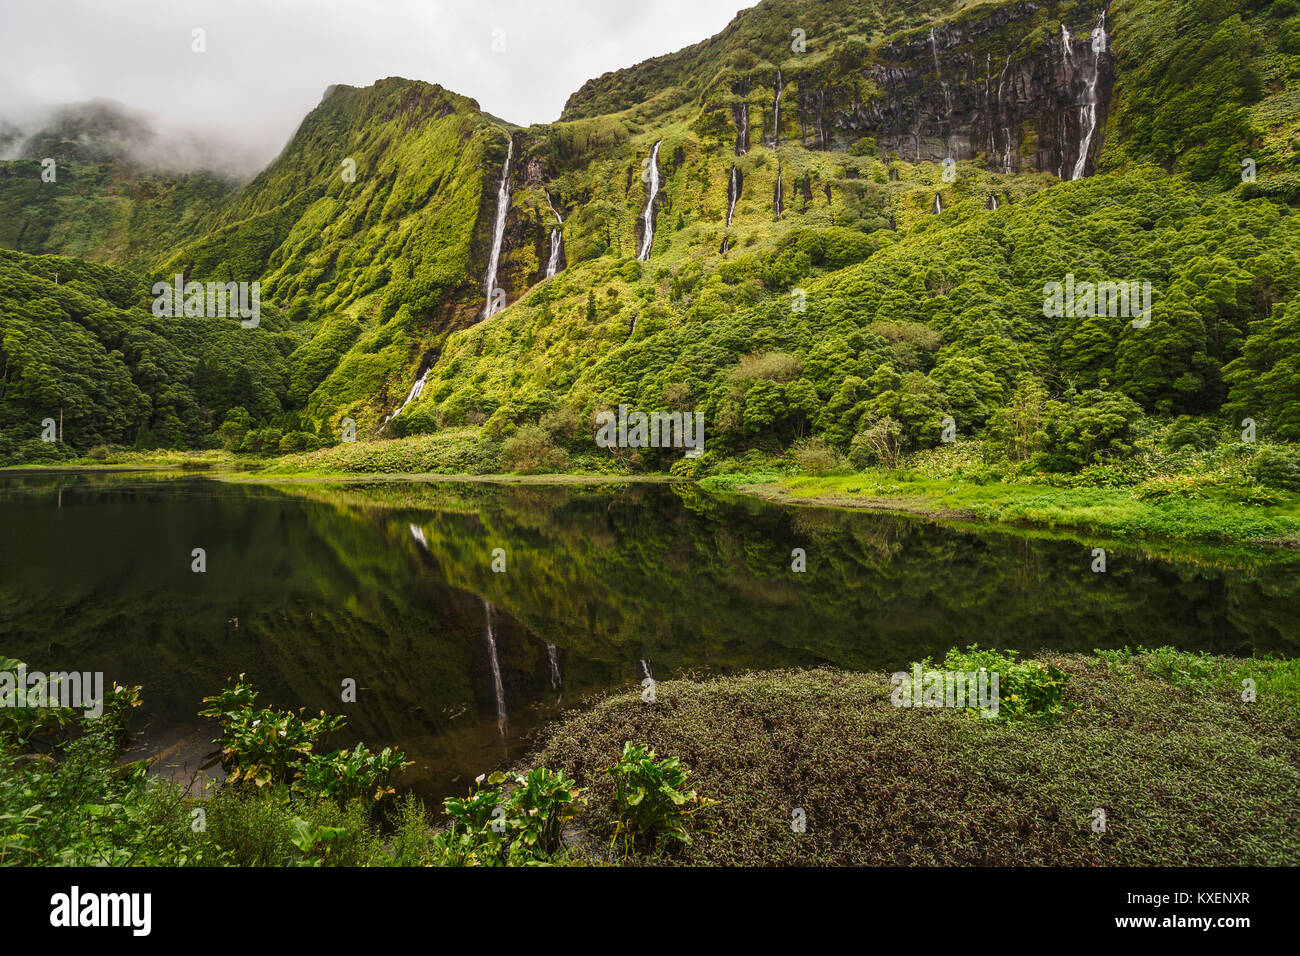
[7,459,1300,553]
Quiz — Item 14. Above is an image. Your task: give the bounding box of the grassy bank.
[723,472,1300,547]
[8,429,1300,549]
[531,649,1300,866]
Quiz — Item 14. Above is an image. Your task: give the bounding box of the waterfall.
[996,54,1014,173]
[1061,24,1073,65]
[774,163,783,220]
[483,137,513,318]
[545,192,564,278]
[640,659,653,680]
[987,194,999,210]
[546,643,561,690]
[409,524,428,549]
[1070,13,1106,181]
[726,165,739,227]
[482,599,508,744]
[628,314,638,338]
[378,366,431,430]
[771,69,783,147]
[735,101,749,156]
[931,28,952,118]
[637,140,662,261]
[933,193,943,214]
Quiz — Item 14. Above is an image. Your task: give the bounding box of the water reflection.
[1,471,1297,802]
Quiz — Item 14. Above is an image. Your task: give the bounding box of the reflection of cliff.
[274,478,1300,670]
[4,472,1299,797]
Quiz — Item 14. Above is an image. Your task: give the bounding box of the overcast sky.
[0,0,751,173]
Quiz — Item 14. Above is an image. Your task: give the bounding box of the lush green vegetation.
[532,648,1300,865]
[3,1,1299,497]
[7,647,1291,865]
[0,657,720,866]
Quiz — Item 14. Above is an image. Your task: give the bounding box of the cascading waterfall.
[726,165,739,227]
[482,599,508,744]
[996,55,1014,173]
[1070,13,1107,181]
[1061,24,1073,65]
[640,659,653,680]
[933,193,943,214]
[930,28,953,120]
[546,643,561,690]
[545,192,564,278]
[637,139,662,261]
[721,164,740,253]
[483,137,513,318]
[771,68,783,146]
[735,101,749,156]
[379,366,430,431]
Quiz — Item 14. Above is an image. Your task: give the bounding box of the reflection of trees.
[275,478,1300,669]
[3,472,1298,796]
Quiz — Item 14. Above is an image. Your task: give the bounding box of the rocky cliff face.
[754,2,1114,177]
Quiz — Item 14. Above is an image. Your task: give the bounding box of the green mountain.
[2,0,1300,466]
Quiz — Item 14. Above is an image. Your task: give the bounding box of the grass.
[739,472,1300,546]
[529,649,1300,866]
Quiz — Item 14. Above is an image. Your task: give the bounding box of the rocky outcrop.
[753,2,1114,178]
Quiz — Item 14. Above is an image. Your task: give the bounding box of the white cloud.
[0,0,751,173]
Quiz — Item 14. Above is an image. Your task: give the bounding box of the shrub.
[198,677,408,805]
[849,415,906,468]
[790,437,846,476]
[435,768,583,865]
[608,742,716,857]
[501,424,568,474]
[1250,446,1300,491]
[916,646,1073,723]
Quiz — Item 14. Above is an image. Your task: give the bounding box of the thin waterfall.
[1070,13,1106,181]
[774,163,783,220]
[735,102,749,156]
[546,643,561,690]
[545,192,564,278]
[726,165,740,227]
[409,524,428,549]
[996,55,1014,173]
[483,137,513,318]
[482,599,508,744]
[637,140,662,261]
[721,164,740,253]
[771,69,783,147]
[378,366,430,431]
[640,659,653,680]
[933,193,942,214]
[930,28,952,118]
[1061,24,1073,66]
[987,194,999,210]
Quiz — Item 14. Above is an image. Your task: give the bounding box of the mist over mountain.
[0,100,269,178]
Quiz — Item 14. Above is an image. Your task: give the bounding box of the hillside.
[1,0,1299,475]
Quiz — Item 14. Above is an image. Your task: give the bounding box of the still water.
[2,471,1297,800]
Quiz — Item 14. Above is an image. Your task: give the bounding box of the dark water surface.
[2,471,1297,801]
